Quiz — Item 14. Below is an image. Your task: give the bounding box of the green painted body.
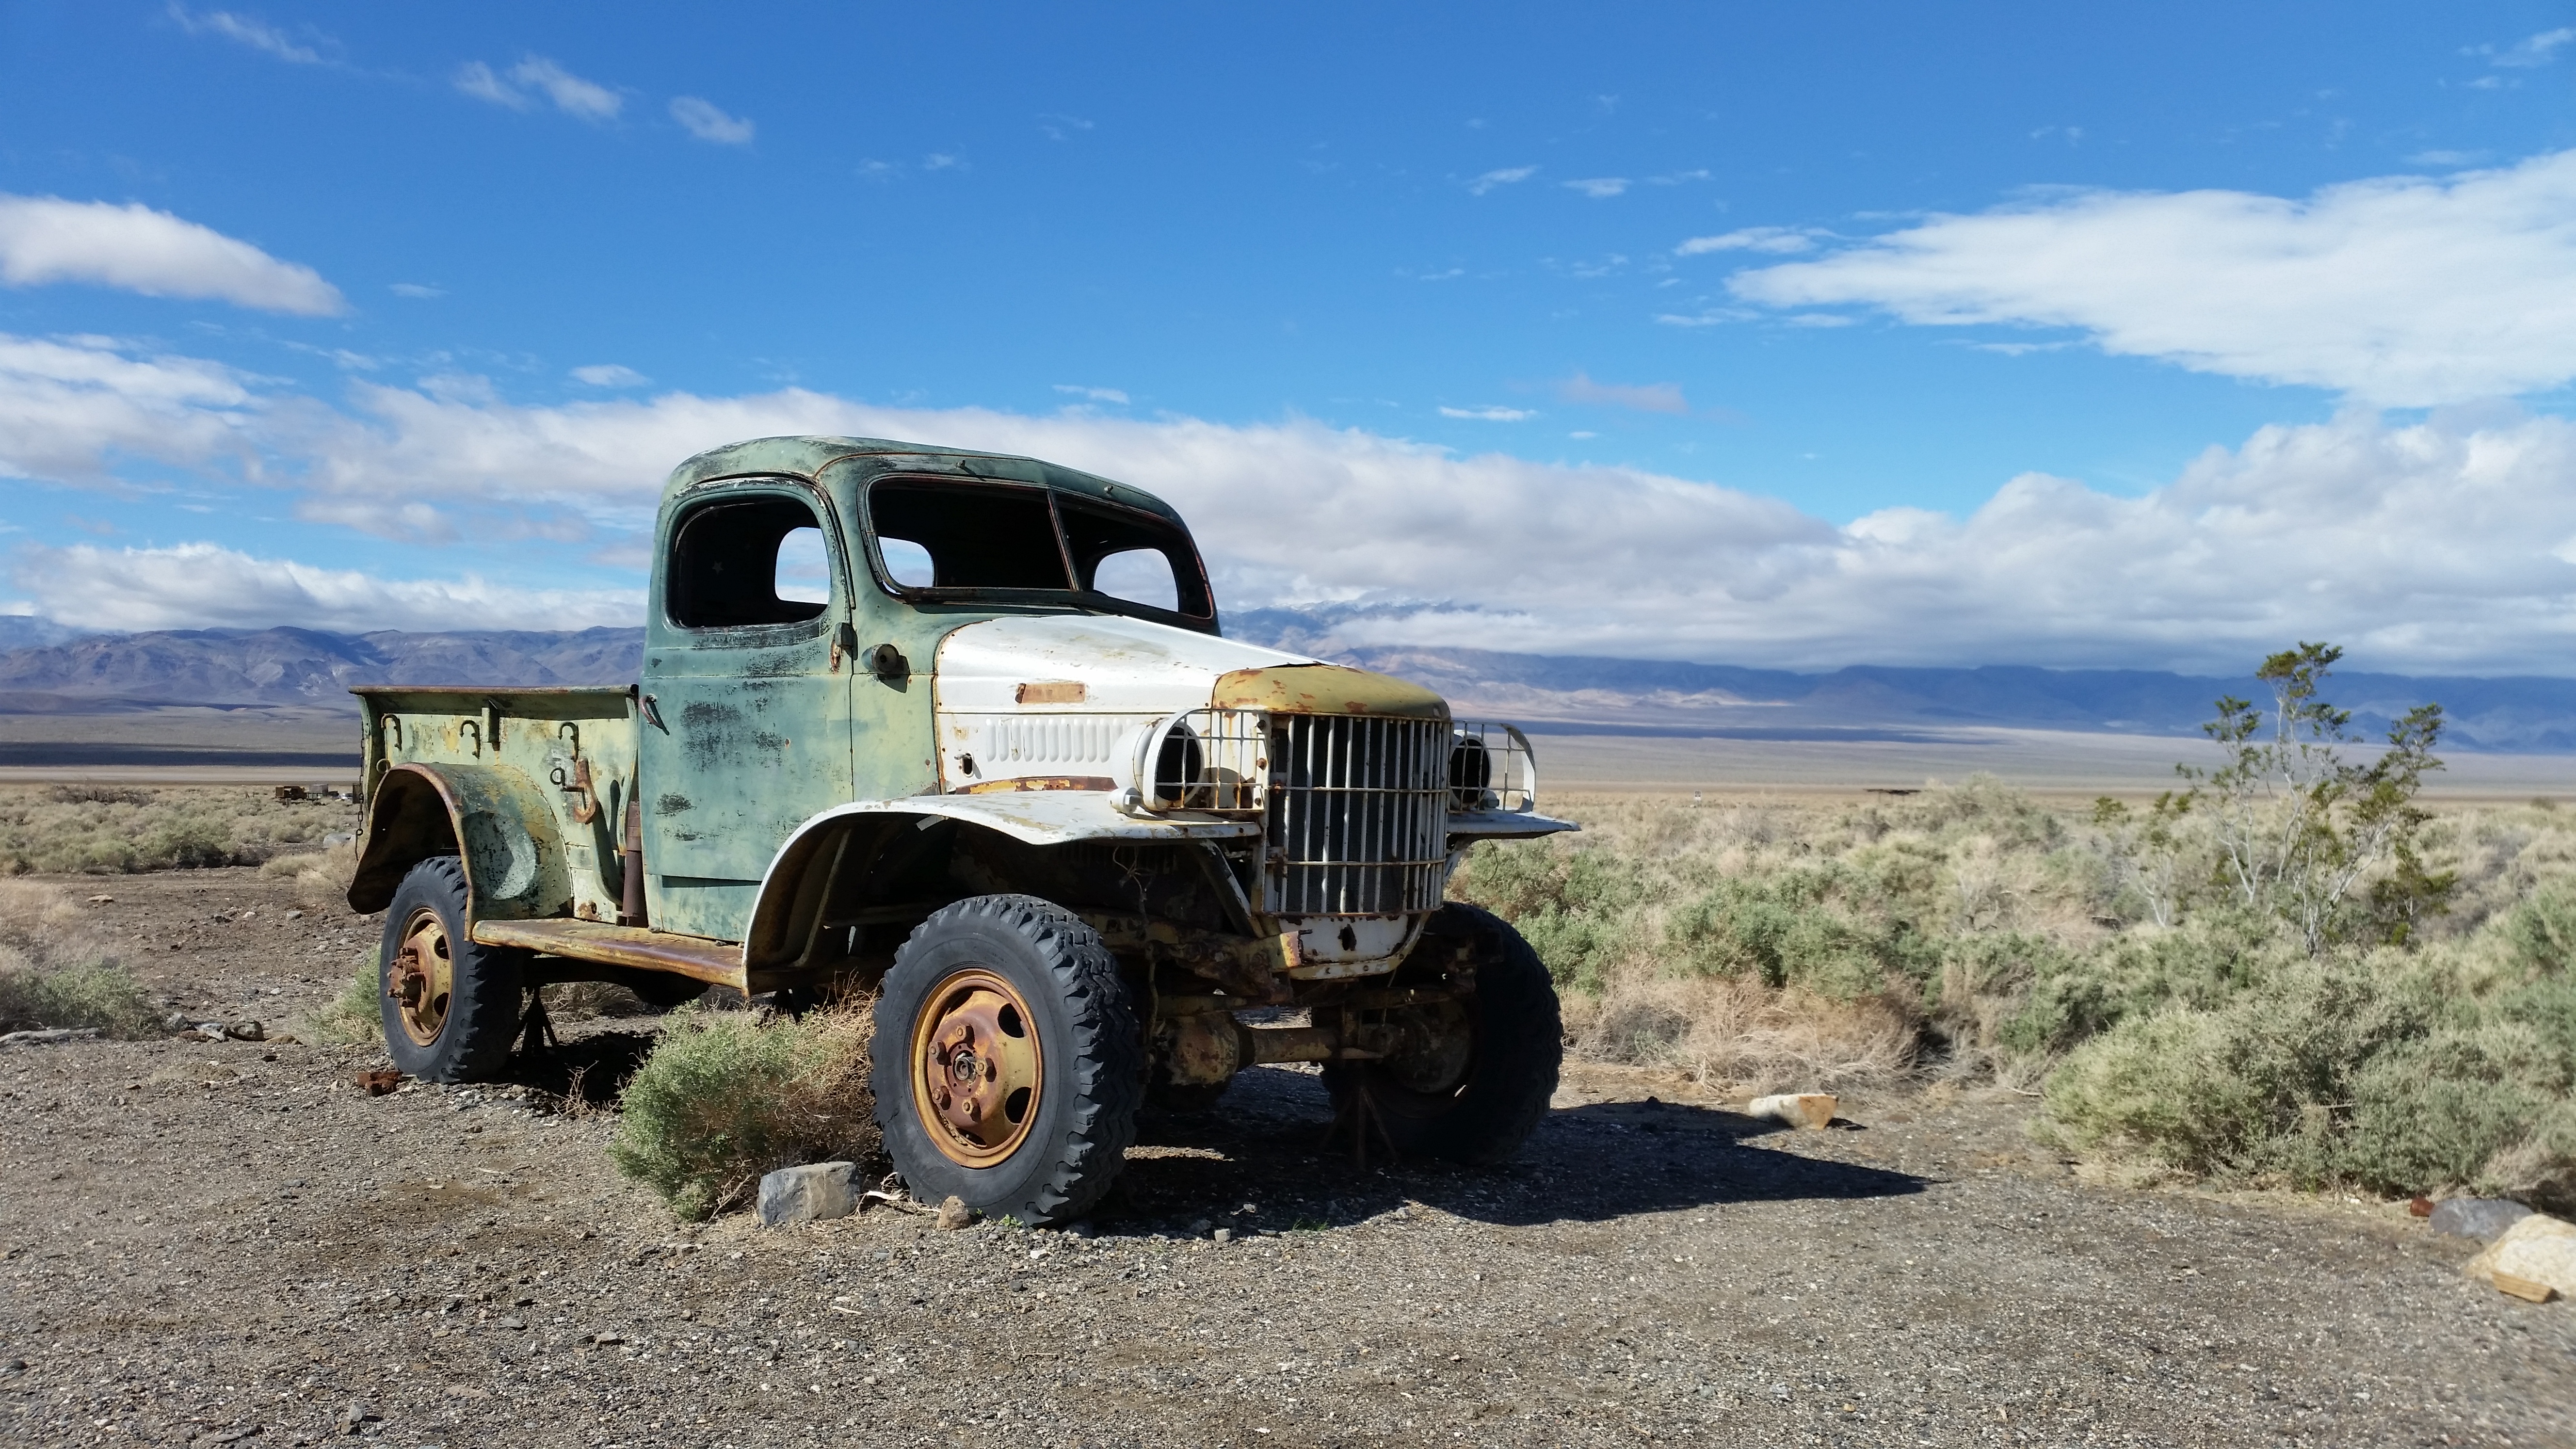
[353,436,1204,943]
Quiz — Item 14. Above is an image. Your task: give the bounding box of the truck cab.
[349,435,1573,1223]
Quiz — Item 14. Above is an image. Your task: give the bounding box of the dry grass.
[0,879,158,1037]
[0,784,359,875]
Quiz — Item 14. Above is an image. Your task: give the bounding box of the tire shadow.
[1102,1064,1926,1237]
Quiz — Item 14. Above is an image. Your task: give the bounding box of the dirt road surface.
[4,867,2571,1448]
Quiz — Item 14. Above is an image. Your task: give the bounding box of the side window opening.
[667,495,834,629]
[868,480,1070,591]
[1060,498,1211,619]
[1088,548,1179,612]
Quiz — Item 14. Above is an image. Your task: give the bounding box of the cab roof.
[665,435,1186,526]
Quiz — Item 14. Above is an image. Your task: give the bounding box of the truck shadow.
[1102,1065,1927,1235]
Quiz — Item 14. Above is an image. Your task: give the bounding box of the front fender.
[742,792,1260,970]
[348,761,573,921]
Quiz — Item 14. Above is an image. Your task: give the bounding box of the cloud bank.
[1723,149,2576,406]
[5,333,2576,671]
[0,195,344,315]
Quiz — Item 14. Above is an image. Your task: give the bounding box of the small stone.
[225,1020,266,1042]
[499,1316,526,1330]
[756,1161,859,1227]
[2464,1212,2576,1299]
[86,894,112,904]
[1212,1227,1233,1243]
[1747,1093,1838,1130]
[935,1195,973,1231]
[2430,1198,2534,1242]
[285,909,304,920]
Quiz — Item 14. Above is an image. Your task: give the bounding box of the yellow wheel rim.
[908,967,1045,1168]
[388,905,454,1047]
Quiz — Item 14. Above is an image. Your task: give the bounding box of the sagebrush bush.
[1464,779,2576,1206]
[610,998,880,1219]
[0,879,157,1037]
[0,785,358,875]
[297,950,385,1046]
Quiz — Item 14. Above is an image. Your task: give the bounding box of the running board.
[470,918,745,990]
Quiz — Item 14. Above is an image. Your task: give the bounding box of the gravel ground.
[4,867,2572,1448]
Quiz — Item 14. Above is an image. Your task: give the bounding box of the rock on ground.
[756,1161,858,1227]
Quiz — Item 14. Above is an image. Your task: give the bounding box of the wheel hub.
[909,968,1044,1167]
[389,906,454,1047]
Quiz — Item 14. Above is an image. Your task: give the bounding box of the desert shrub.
[0,879,157,1037]
[0,785,359,874]
[610,998,880,1219]
[0,961,158,1037]
[2041,948,2576,1210]
[298,950,385,1047]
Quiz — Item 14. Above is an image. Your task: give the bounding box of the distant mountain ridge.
[4,622,2574,752]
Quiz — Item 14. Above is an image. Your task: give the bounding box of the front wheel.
[870,896,1142,1224]
[1323,902,1562,1164]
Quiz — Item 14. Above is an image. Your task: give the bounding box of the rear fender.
[348,761,573,922]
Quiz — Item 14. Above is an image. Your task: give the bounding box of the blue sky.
[3,2,2576,672]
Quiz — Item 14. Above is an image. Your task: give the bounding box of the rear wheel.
[377,856,526,1082]
[1323,903,1561,1164]
[871,895,1142,1224]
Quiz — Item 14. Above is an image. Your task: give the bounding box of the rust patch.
[1014,680,1088,705]
[952,776,1117,795]
[1211,663,1447,719]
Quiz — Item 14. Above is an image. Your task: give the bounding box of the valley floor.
[4,868,2570,1448]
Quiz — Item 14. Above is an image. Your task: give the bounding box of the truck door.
[639,482,856,941]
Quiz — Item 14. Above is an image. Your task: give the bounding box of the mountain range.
[4,621,2575,752]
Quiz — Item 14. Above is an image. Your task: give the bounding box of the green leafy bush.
[610,999,880,1219]
[0,785,358,874]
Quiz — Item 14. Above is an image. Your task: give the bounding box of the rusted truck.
[348,435,1575,1223]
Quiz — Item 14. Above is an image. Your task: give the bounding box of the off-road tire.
[377,856,527,1083]
[1323,902,1561,1164]
[871,895,1143,1224]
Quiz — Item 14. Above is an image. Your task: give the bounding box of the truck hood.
[929,614,1449,797]
[932,613,1446,719]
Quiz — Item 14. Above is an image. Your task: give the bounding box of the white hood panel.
[931,614,1315,794]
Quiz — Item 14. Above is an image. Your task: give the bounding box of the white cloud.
[1438,406,1534,421]
[17,333,2576,672]
[669,96,754,145]
[167,4,324,64]
[1677,226,1821,256]
[456,56,622,121]
[388,282,443,299]
[1558,372,1688,415]
[922,153,964,172]
[1723,149,2576,406]
[571,364,649,388]
[0,333,256,482]
[2473,27,2574,67]
[13,542,638,633]
[1466,166,1536,196]
[1053,385,1129,404]
[452,61,526,110]
[0,195,343,315]
[1563,178,1629,199]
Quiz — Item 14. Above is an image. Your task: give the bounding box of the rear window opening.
[666,495,834,629]
[866,476,1214,626]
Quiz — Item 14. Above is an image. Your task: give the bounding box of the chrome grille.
[1267,714,1450,916]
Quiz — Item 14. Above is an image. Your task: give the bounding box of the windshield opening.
[865,476,1215,627]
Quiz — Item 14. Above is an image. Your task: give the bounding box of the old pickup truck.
[349,434,1574,1223]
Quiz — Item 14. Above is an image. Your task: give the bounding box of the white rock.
[2464,1212,2576,1299]
[1747,1093,1838,1129]
[755,1161,858,1227]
